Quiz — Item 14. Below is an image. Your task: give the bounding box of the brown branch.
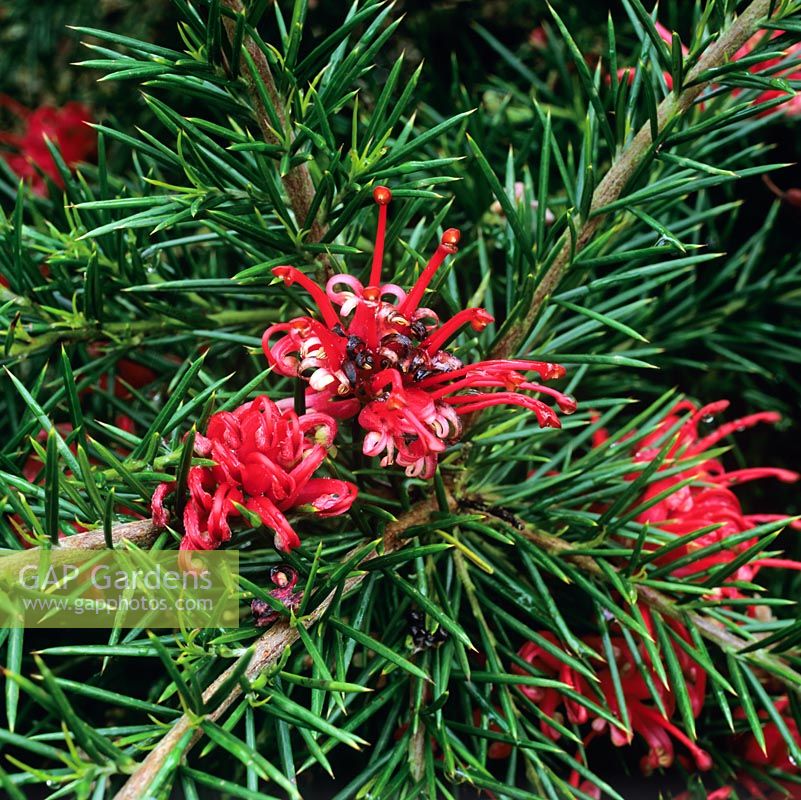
[112,495,448,800]
[53,519,158,551]
[0,521,157,583]
[0,521,160,600]
[490,0,774,360]
[220,0,327,254]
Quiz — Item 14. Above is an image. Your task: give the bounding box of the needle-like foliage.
[1,1,801,798]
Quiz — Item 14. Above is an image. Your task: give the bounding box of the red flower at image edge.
[615,24,801,117]
[731,696,801,799]
[594,400,801,599]
[152,396,357,552]
[674,697,801,799]
[513,612,711,796]
[734,29,801,116]
[504,401,801,796]
[264,186,576,478]
[0,95,96,193]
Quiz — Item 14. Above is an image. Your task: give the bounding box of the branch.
[112,495,448,800]
[490,0,774,359]
[0,521,159,588]
[220,0,327,252]
[33,519,159,551]
[4,308,281,363]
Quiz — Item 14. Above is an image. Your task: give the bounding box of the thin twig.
[112,495,447,800]
[491,0,773,359]
[220,0,328,256]
[0,521,159,585]
[458,499,801,687]
[51,519,158,550]
[5,308,282,363]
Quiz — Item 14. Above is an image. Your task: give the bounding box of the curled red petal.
[293,478,358,517]
[246,495,301,552]
[151,482,176,528]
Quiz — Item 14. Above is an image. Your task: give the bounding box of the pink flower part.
[594,400,801,601]
[151,396,357,552]
[488,181,556,223]
[529,25,547,49]
[263,186,576,478]
[0,96,96,193]
[613,23,685,91]
[734,29,801,117]
[654,22,685,53]
[613,23,801,117]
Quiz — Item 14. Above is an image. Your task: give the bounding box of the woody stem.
[111,495,449,800]
[220,0,328,274]
[490,0,775,360]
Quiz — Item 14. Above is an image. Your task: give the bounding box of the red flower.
[672,789,733,800]
[594,400,801,597]
[0,95,96,193]
[513,612,711,784]
[263,186,575,478]
[529,25,548,50]
[471,707,514,760]
[613,24,801,117]
[152,396,357,552]
[731,695,801,799]
[734,30,801,117]
[671,693,801,797]
[614,22,687,91]
[85,343,159,400]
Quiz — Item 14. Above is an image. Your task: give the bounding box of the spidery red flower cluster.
[153,396,357,552]
[594,400,801,600]
[0,95,96,194]
[153,187,574,552]
[508,401,801,797]
[514,612,710,795]
[264,186,575,479]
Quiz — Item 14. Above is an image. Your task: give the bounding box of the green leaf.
[44,430,60,546]
[200,721,301,799]
[329,618,430,681]
[130,354,207,460]
[5,628,23,732]
[727,655,766,754]
[381,570,474,650]
[147,632,203,714]
[548,4,616,153]
[466,135,536,272]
